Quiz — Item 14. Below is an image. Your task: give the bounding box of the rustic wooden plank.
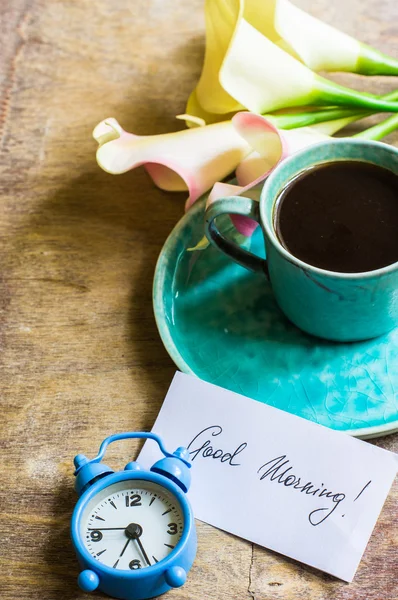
[0,1,396,599]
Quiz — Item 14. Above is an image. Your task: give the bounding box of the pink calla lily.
[93,117,251,208]
[208,112,329,236]
[234,112,330,186]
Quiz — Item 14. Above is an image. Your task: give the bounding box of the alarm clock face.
[80,479,184,570]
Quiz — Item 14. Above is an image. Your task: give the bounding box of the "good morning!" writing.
[187,425,371,526]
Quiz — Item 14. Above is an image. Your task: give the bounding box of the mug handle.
[204,196,266,273]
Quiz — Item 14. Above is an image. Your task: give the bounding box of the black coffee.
[274,161,398,273]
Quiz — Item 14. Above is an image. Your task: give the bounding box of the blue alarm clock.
[71,432,197,600]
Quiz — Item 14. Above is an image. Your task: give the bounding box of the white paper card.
[138,372,398,582]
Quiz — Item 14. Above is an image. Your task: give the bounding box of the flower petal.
[232,112,286,158]
[220,18,318,114]
[274,0,359,72]
[144,164,187,192]
[235,113,331,185]
[208,181,262,236]
[236,152,269,187]
[184,89,236,127]
[176,113,206,128]
[93,118,251,207]
[195,0,244,115]
[274,0,398,75]
[281,126,330,155]
[232,112,287,185]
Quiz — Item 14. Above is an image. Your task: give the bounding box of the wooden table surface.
[0,1,397,599]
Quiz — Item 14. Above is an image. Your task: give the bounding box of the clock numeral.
[129,559,142,570]
[167,523,178,535]
[90,530,103,542]
[125,494,142,507]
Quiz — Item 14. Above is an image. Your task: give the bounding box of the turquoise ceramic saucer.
[153,195,398,439]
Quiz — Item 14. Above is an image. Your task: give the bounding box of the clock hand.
[118,537,131,558]
[135,536,151,567]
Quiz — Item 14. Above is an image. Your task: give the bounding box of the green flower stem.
[269,89,398,130]
[315,78,398,112]
[356,44,398,76]
[269,110,348,129]
[353,113,398,141]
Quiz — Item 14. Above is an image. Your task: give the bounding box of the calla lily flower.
[189,0,398,119]
[93,117,251,207]
[92,112,343,214]
[270,0,398,74]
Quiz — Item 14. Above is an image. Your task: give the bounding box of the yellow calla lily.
[189,0,398,119]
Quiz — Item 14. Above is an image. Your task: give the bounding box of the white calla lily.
[273,0,398,74]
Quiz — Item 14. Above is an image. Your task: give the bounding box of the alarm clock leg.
[78,569,100,592]
[164,566,187,588]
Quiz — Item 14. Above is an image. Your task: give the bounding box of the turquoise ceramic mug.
[204,139,398,342]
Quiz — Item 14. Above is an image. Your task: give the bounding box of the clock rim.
[71,470,194,578]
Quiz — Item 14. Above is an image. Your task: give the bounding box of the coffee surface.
[274,161,398,273]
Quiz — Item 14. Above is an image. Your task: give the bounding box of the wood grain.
[0,1,396,599]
